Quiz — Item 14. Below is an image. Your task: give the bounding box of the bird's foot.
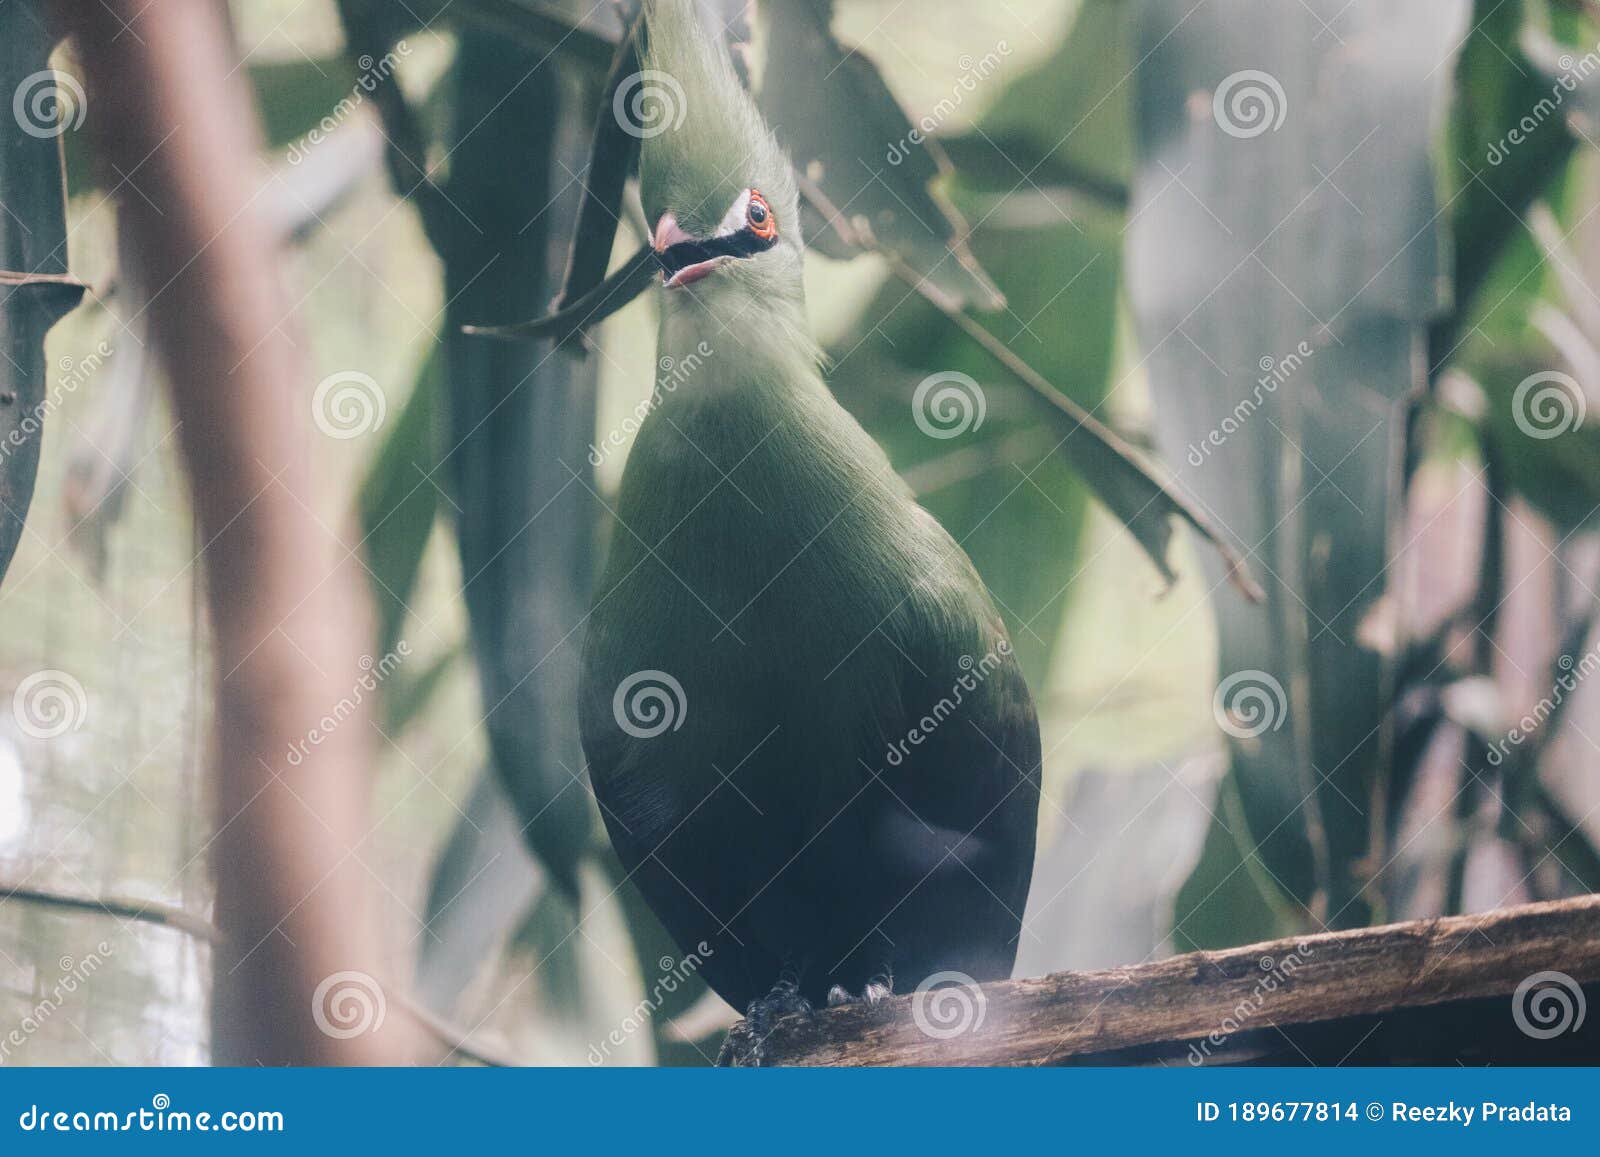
[737,977,813,1066]
[825,974,894,1007]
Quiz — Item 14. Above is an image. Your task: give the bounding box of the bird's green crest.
[637,0,798,252]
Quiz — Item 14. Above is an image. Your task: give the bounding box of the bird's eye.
[746,190,777,241]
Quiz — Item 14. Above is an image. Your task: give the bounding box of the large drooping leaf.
[757,0,1004,311]
[1129,0,1468,929]
[440,30,601,901]
[0,5,86,588]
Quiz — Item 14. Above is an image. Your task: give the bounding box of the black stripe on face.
[655,227,779,280]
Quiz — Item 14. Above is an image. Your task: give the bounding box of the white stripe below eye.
[714,189,753,239]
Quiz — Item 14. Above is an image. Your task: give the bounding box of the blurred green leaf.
[951,0,1131,197]
[758,0,1004,310]
[359,345,442,658]
[1129,0,1469,928]
[416,769,543,1014]
[1,7,86,587]
[1434,7,1585,367]
[380,645,461,734]
[251,56,362,149]
[1171,778,1297,952]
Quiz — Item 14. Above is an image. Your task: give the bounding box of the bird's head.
[637,0,803,308]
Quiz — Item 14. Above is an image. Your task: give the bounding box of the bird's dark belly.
[586,588,1030,1010]
[600,739,1024,1011]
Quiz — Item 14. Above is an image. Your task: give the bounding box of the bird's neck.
[658,290,823,403]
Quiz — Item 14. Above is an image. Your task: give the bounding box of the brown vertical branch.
[58,0,418,1064]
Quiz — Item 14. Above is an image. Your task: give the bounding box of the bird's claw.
[738,977,813,1066]
[825,976,894,1007]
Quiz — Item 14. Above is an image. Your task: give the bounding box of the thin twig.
[0,879,524,1067]
[462,243,656,342]
[1,881,219,943]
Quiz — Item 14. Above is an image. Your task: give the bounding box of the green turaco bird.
[579,0,1040,1051]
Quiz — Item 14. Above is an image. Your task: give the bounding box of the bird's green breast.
[581,347,1004,818]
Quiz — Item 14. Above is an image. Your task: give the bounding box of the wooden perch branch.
[721,895,1600,1066]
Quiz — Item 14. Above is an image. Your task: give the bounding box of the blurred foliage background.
[4,0,1600,1064]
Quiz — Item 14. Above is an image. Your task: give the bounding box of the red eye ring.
[747,190,778,241]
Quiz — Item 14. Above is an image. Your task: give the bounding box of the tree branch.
[58,0,419,1066]
[720,895,1600,1065]
[461,243,656,343]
